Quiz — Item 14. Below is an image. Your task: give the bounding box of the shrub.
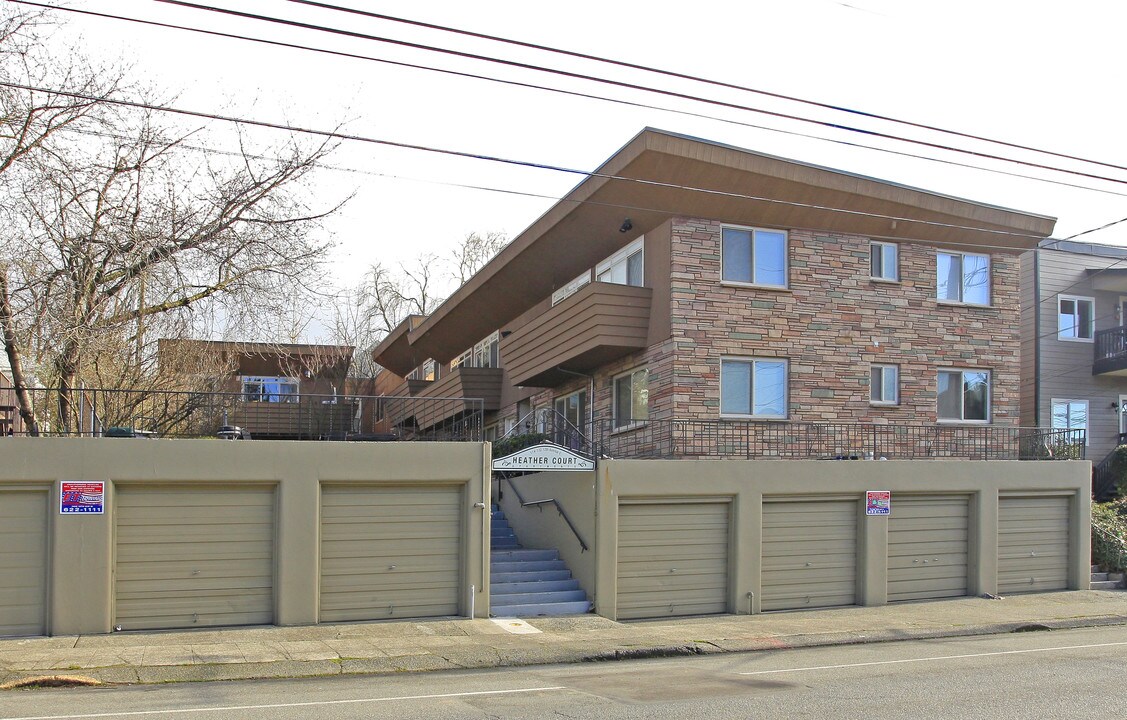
[1092,501,1127,574]
[491,432,549,458]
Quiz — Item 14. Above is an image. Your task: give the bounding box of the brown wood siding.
[409,367,503,429]
[501,282,652,388]
[1035,248,1127,460]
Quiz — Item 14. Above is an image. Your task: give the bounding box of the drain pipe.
[746,590,755,615]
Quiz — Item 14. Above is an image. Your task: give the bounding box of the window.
[937,369,990,422]
[613,368,649,429]
[1050,399,1088,445]
[596,238,644,287]
[722,226,787,287]
[409,359,436,381]
[937,251,990,305]
[870,242,898,281]
[720,358,787,418]
[1058,296,1094,341]
[552,271,591,306]
[870,364,899,405]
[553,389,587,447]
[451,331,500,371]
[242,376,299,403]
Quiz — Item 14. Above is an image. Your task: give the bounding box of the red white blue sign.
[60,481,105,514]
[866,490,891,516]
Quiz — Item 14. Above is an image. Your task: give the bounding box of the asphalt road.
[1,625,1124,719]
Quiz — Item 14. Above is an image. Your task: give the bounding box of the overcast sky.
[42,0,1127,299]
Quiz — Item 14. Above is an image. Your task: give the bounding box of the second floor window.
[937,369,990,423]
[1058,296,1094,341]
[596,238,644,287]
[720,358,787,418]
[870,241,898,281]
[722,226,787,287]
[451,332,500,370]
[937,251,990,305]
[870,364,899,405]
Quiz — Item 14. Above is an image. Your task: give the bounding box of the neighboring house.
[371,128,1057,457]
[157,339,358,439]
[1021,238,1127,467]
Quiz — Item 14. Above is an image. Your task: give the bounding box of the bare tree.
[450,231,508,285]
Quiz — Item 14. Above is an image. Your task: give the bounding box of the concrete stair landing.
[490,508,592,617]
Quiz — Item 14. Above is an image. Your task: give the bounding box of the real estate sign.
[866,490,891,516]
[60,481,105,514]
[492,443,595,472]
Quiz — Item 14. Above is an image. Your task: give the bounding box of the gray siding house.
[1021,239,1127,466]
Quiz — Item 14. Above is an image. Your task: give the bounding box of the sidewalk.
[2,590,1125,686]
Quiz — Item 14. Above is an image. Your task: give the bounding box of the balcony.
[1093,326,1127,376]
[409,366,503,430]
[501,282,653,388]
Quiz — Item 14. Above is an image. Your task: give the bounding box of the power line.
[0,79,1061,244]
[281,0,1127,177]
[21,1,1127,200]
[141,0,1127,188]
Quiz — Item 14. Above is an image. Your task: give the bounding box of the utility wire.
[0,79,1060,243]
[22,1,1127,200]
[139,0,1127,187]
[280,0,1127,177]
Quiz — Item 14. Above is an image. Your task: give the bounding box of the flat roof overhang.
[374,129,1056,376]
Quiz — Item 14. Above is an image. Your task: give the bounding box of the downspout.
[1033,250,1041,426]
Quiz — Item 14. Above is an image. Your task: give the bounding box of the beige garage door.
[616,502,729,620]
[0,491,48,637]
[762,499,858,611]
[998,496,1070,594]
[115,485,276,631]
[888,495,970,602]
[320,485,463,622]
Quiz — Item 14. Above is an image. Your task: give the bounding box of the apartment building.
[1021,238,1127,468]
[371,129,1056,454]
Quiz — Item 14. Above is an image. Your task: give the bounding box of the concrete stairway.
[1090,565,1127,590]
[1090,564,1126,590]
[490,507,591,617]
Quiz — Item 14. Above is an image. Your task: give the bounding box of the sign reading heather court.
[866,490,891,516]
[60,481,105,514]
[492,442,595,472]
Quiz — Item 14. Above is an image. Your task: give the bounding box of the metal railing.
[586,419,1085,461]
[1093,446,1124,501]
[502,476,588,552]
[1094,326,1127,373]
[0,387,485,441]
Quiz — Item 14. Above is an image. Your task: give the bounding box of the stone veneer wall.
[667,218,1022,425]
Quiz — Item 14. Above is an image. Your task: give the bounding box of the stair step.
[489,590,587,605]
[1092,572,1110,582]
[1109,573,1125,582]
[491,559,567,573]
[1091,564,1100,573]
[492,517,511,529]
[1091,580,1125,590]
[491,579,581,595]
[491,600,591,617]
[491,569,573,583]
[491,548,559,562]
[490,542,521,551]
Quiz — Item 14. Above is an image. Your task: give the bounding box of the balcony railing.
[0,387,484,442]
[1094,326,1127,375]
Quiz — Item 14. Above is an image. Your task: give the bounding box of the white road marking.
[739,640,1127,675]
[0,686,570,720]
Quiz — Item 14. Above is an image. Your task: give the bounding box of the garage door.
[115,485,276,631]
[762,499,858,611]
[0,491,48,637]
[616,502,729,620]
[998,496,1070,594]
[888,495,970,602]
[320,485,463,622]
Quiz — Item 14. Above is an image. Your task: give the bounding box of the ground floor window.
[241,376,299,403]
[937,369,990,422]
[613,368,649,429]
[1050,399,1088,444]
[720,358,787,418]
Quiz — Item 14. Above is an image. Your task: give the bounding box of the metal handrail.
[1093,445,1124,501]
[503,476,589,552]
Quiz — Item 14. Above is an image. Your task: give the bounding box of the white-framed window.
[721,226,788,288]
[937,251,990,305]
[937,369,990,423]
[870,364,899,405]
[1058,295,1095,341]
[551,270,592,306]
[408,359,436,382]
[612,368,649,429]
[242,375,299,403]
[1050,398,1088,445]
[870,241,898,281]
[553,389,588,446]
[451,331,500,371]
[596,237,644,287]
[720,357,787,418]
